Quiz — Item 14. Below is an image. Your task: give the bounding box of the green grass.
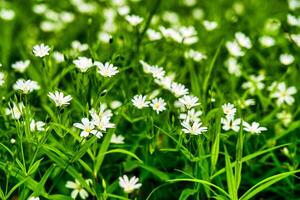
[0,0,300,199]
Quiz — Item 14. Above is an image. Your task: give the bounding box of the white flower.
[12,60,30,73]
[66,179,89,199]
[235,32,252,49]
[111,134,125,144]
[52,51,65,63]
[290,33,300,47]
[222,103,236,120]
[73,57,93,72]
[242,74,265,94]
[159,26,182,43]
[0,9,15,20]
[98,32,112,43]
[132,95,150,109]
[237,98,255,109]
[91,112,115,132]
[259,36,275,47]
[179,108,202,122]
[154,75,174,90]
[289,0,300,10]
[181,120,208,135]
[279,54,294,65]
[30,119,46,132]
[48,91,72,107]
[171,82,189,97]
[226,40,244,57]
[13,79,40,94]
[271,82,297,106]
[150,97,166,114]
[179,26,198,45]
[221,117,241,132]
[203,20,218,31]
[243,121,267,134]
[147,29,162,41]
[110,100,122,109]
[125,14,143,26]
[0,72,5,86]
[148,65,165,79]
[225,57,242,77]
[71,40,89,52]
[95,61,119,77]
[5,102,24,120]
[277,111,292,127]
[119,175,142,193]
[287,14,300,27]
[118,6,130,16]
[28,197,40,200]
[178,95,200,109]
[32,43,51,57]
[74,118,102,138]
[185,49,207,62]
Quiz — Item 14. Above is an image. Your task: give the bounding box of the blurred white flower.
[73,57,93,72]
[95,61,119,77]
[279,54,294,65]
[171,82,189,97]
[243,121,267,134]
[71,40,89,52]
[30,119,46,132]
[287,14,300,26]
[111,134,125,144]
[33,43,51,57]
[235,32,252,49]
[222,103,236,120]
[179,108,202,122]
[5,102,24,120]
[147,29,162,41]
[226,40,245,57]
[150,97,166,114]
[221,117,241,132]
[181,120,208,135]
[242,74,265,94]
[179,95,200,109]
[28,197,40,200]
[119,175,142,193]
[185,49,207,62]
[125,14,143,26]
[12,60,30,73]
[98,32,112,43]
[0,9,15,20]
[203,20,218,31]
[132,95,150,109]
[225,57,242,77]
[277,111,292,127]
[66,179,89,199]
[0,72,5,86]
[52,51,65,63]
[13,79,40,94]
[259,36,275,47]
[48,91,72,107]
[271,82,297,106]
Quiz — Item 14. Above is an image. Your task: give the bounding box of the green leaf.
[27,158,43,175]
[179,188,197,200]
[239,169,300,200]
[224,146,237,200]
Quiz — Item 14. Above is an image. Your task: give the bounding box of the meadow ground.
[0,0,300,199]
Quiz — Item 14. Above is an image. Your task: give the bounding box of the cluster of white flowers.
[221,103,267,134]
[73,105,115,139]
[159,26,198,45]
[73,58,119,77]
[139,60,207,135]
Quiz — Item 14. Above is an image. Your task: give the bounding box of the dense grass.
[0,0,300,199]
